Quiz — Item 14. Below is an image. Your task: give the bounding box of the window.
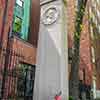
[11,0,31,40]
[15,3,24,18]
[12,0,24,37]
[13,16,22,37]
[16,64,35,100]
[6,64,35,100]
[91,46,95,63]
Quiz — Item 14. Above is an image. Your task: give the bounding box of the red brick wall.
[79,6,92,85]
[67,0,76,79]
[67,0,93,85]
[0,0,5,37]
[67,0,76,48]
[2,0,15,48]
[95,39,100,89]
[29,0,40,47]
[0,0,37,65]
[0,0,15,65]
[11,36,37,65]
[0,0,38,98]
[0,0,15,98]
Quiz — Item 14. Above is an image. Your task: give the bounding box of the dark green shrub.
[69,96,73,100]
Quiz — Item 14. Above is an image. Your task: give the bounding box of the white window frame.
[16,0,23,7]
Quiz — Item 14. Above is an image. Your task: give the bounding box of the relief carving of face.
[42,7,59,25]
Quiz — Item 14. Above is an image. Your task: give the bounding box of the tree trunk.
[69,0,87,100]
[69,38,80,100]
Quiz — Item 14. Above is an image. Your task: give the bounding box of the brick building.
[0,0,100,99]
[67,0,93,99]
[88,0,100,98]
[0,0,40,99]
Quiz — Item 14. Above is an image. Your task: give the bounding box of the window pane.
[16,0,23,7]
[17,64,34,100]
[15,4,24,18]
[13,17,22,33]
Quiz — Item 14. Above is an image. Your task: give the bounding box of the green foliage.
[63,0,67,6]
[69,0,87,99]
[74,1,86,41]
[13,17,22,33]
[69,96,73,100]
